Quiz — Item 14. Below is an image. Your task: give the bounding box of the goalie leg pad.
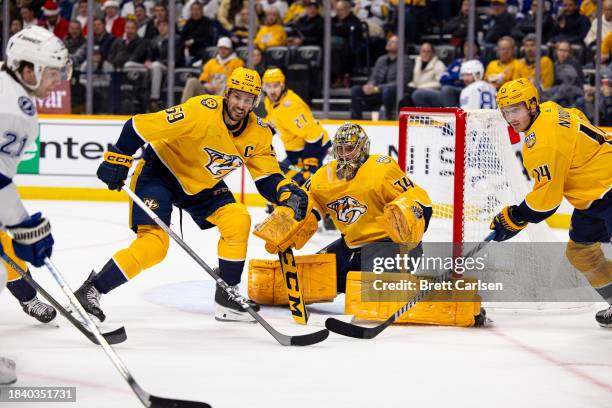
[566,240,612,302]
[113,225,170,279]
[0,232,27,282]
[248,253,337,305]
[344,272,482,327]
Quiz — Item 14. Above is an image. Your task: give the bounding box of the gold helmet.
[333,123,370,180]
[496,78,539,110]
[225,67,262,106]
[262,68,285,84]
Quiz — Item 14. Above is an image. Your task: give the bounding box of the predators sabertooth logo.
[203,147,244,178]
[327,196,367,225]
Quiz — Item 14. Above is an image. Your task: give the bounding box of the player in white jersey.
[0,26,71,384]
[459,60,497,109]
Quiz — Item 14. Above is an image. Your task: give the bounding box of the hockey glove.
[7,213,54,267]
[379,197,427,250]
[291,158,319,186]
[276,179,309,221]
[97,145,134,191]
[490,205,527,242]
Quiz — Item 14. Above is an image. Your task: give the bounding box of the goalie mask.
[332,123,370,180]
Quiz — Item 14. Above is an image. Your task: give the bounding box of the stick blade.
[149,395,212,408]
[325,318,381,339]
[289,328,329,346]
[101,327,128,345]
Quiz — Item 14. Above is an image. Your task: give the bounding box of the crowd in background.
[1,0,610,124]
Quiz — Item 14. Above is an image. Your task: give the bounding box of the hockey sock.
[93,259,128,294]
[219,259,245,286]
[6,272,36,303]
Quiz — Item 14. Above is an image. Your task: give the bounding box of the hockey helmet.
[459,60,484,80]
[333,123,370,180]
[6,25,72,91]
[225,67,262,105]
[496,78,539,111]
[262,68,286,84]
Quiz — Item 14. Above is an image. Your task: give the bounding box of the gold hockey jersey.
[306,155,432,248]
[264,89,329,153]
[132,95,280,195]
[522,101,612,212]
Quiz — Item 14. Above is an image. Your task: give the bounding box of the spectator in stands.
[254,7,288,50]
[350,35,410,120]
[603,31,612,63]
[288,0,323,47]
[231,6,256,47]
[579,0,597,20]
[92,17,115,60]
[39,0,69,40]
[483,0,516,45]
[549,0,590,45]
[64,20,85,56]
[443,0,483,47]
[152,4,168,25]
[56,0,74,21]
[121,0,155,19]
[552,41,584,84]
[331,0,363,87]
[108,19,148,69]
[399,42,446,108]
[514,33,554,89]
[396,0,428,44]
[102,0,126,39]
[540,64,584,108]
[258,0,289,20]
[516,0,554,43]
[251,47,267,77]
[183,0,220,21]
[353,0,388,40]
[10,19,23,37]
[584,0,612,47]
[73,1,88,33]
[484,36,520,88]
[78,45,114,112]
[21,6,38,29]
[284,0,307,24]
[147,19,183,110]
[181,36,245,102]
[181,2,216,65]
[218,0,246,31]
[412,42,481,108]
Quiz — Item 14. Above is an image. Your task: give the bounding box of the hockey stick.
[44,257,211,408]
[278,248,309,325]
[123,185,329,346]
[0,253,127,345]
[325,232,497,339]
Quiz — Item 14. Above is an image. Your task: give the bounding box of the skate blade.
[308,314,353,327]
[214,306,257,323]
[36,316,60,328]
[65,304,103,326]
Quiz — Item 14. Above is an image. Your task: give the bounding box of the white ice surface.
[1,200,610,408]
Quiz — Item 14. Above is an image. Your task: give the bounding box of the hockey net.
[397,108,595,310]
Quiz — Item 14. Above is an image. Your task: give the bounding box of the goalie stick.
[325,232,496,339]
[0,253,127,345]
[44,257,211,408]
[123,185,329,347]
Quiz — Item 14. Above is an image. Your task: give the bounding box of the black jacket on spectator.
[143,20,159,40]
[553,57,584,86]
[180,16,215,58]
[149,34,184,67]
[293,14,324,46]
[64,35,85,55]
[369,54,413,87]
[108,36,148,68]
[443,13,483,45]
[517,12,554,42]
[95,31,115,61]
[550,11,590,45]
[332,12,363,49]
[483,12,516,44]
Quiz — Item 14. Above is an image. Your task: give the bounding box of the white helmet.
[460,60,484,80]
[5,26,72,91]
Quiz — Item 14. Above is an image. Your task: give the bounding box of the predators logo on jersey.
[204,147,244,178]
[327,196,368,225]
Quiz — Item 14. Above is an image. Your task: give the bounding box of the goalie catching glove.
[254,179,317,253]
[379,196,427,250]
[96,145,134,191]
[490,205,527,241]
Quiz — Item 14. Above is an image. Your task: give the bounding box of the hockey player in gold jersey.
[74,67,310,323]
[262,68,331,186]
[492,78,612,327]
[251,123,486,327]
